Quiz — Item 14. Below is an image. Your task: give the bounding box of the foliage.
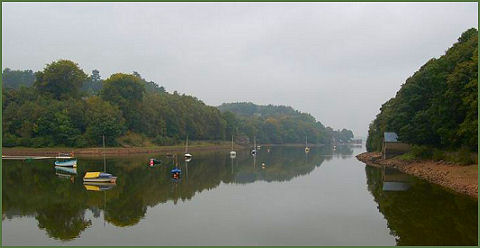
[33,60,87,100]
[3,60,352,148]
[81,69,103,96]
[366,28,478,152]
[2,68,35,89]
[218,102,354,144]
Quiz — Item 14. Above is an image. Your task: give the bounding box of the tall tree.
[34,60,87,100]
[100,73,145,130]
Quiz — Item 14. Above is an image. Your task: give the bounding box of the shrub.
[116,131,152,147]
[2,133,17,147]
[410,145,433,159]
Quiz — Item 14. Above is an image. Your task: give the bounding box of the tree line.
[366,28,478,152]
[2,60,353,147]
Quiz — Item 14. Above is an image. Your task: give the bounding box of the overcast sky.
[2,2,477,137]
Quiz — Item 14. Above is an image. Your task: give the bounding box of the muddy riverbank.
[356,152,478,199]
[2,144,243,157]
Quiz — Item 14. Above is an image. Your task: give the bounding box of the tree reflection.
[365,166,478,245]
[3,146,352,240]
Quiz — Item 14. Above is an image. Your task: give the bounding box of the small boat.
[230,135,236,158]
[171,167,181,180]
[251,136,257,156]
[149,158,162,167]
[333,145,337,151]
[55,159,77,167]
[184,136,192,159]
[83,172,117,183]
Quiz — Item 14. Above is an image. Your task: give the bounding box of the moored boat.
[184,136,192,159]
[83,172,117,183]
[54,159,77,167]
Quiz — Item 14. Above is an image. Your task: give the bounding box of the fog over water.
[2,2,477,136]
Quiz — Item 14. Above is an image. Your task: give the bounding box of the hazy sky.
[2,2,477,137]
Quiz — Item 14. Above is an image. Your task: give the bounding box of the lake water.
[2,146,477,245]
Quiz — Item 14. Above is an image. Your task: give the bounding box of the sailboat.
[230,135,236,158]
[84,135,117,183]
[305,136,310,153]
[171,154,182,180]
[184,136,192,160]
[251,136,257,156]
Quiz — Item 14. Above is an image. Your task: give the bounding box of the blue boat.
[54,159,77,167]
[171,167,181,180]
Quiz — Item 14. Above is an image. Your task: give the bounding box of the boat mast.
[231,135,234,150]
[185,136,189,153]
[103,135,106,173]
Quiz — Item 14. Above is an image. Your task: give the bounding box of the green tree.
[100,73,145,131]
[85,96,126,146]
[34,60,87,100]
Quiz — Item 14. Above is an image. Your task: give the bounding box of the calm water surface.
[2,146,477,245]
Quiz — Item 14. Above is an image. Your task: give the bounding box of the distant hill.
[219,102,304,118]
[218,102,353,145]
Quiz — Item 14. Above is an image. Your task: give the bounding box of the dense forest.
[366,28,478,153]
[219,102,354,144]
[2,61,353,147]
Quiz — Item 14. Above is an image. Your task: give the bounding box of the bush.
[116,131,152,147]
[2,133,17,147]
[454,147,475,165]
[73,135,88,148]
[410,145,433,159]
[153,136,178,146]
[432,149,446,161]
[31,137,49,148]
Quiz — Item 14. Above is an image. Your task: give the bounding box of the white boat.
[230,135,236,158]
[184,136,192,159]
[251,136,257,156]
[54,159,77,167]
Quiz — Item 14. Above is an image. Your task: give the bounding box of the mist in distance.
[2,2,478,137]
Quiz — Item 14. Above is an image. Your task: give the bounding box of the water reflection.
[382,167,411,192]
[365,166,478,245]
[3,146,347,241]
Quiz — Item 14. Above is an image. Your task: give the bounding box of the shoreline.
[1,143,330,157]
[356,152,478,199]
[2,144,243,157]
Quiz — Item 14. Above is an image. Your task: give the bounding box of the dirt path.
[356,152,478,199]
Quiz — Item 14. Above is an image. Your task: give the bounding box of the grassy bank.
[396,145,477,165]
